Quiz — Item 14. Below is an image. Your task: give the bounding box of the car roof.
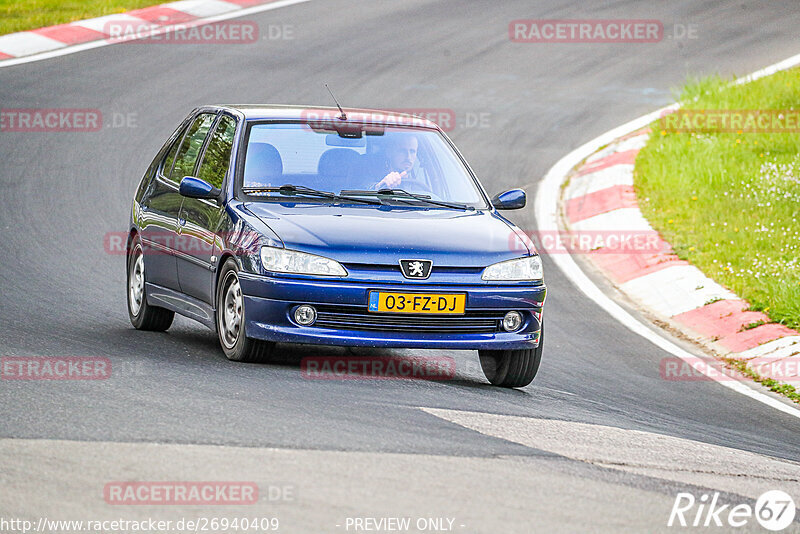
[211,104,441,130]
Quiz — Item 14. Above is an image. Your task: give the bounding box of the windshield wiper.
[341,188,474,210]
[242,184,382,205]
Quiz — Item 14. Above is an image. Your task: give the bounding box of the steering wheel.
[398,177,434,195]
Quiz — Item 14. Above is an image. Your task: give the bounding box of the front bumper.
[238,273,546,350]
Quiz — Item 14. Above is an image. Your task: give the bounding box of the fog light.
[294,305,317,326]
[502,311,523,332]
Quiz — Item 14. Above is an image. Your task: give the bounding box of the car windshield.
[241,122,488,208]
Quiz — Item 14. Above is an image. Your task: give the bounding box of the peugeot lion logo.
[399,259,433,279]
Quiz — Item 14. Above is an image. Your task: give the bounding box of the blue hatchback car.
[127,105,546,387]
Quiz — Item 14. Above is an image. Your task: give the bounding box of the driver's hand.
[374,171,406,190]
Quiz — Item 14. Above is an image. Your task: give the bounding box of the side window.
[161,124,188,178]
[169,113,215,183]
[197,116,237,189]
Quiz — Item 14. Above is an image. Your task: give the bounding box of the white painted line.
[422,407,800,500]
[0,32,65,57]
[534,54,800,419]
[737,336,800,361]
[569,208,653,233]
[620,265,737,317]
[735,52,800,85]
[564,164,634,200]
[0,0,311,69]
[163,0,242,18]
[71,14,155,34]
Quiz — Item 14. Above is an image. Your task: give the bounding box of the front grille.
[342,263,484,275]
[313,305,504,334]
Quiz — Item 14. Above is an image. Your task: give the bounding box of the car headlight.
[260,246,347,277]
[482,255,543,281]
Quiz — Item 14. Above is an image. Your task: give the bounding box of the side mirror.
[491,188,526,210]
[179,176,221,200]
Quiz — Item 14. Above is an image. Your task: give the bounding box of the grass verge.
[0,0,157,36]
[723,357,800,405]
[635,68,800,330]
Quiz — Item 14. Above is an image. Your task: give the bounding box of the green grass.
[635,69,800,330]
[0,0,158,36]
[724,357,800,405]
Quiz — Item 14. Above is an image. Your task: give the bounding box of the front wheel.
[216,259,275,363]
[478,324,544,388]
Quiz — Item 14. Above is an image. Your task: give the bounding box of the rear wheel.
[216,258,275,363]
[127,237,174,331]
[478,323,543,388]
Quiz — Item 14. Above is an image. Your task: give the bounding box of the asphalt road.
[1,1,800,532]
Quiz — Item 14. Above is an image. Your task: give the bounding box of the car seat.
[243,143,283,187]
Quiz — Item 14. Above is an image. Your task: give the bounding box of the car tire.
[216,258,275,363]
[127,237,174,331]
[478,323,543,388]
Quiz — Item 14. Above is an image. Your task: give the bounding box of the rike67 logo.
[669,490,796,531]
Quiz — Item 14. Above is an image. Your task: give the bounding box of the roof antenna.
[325,83,347,121]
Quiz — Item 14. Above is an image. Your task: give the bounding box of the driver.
[373,134,418,190]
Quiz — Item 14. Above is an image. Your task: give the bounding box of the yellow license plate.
[368,292,466,314]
